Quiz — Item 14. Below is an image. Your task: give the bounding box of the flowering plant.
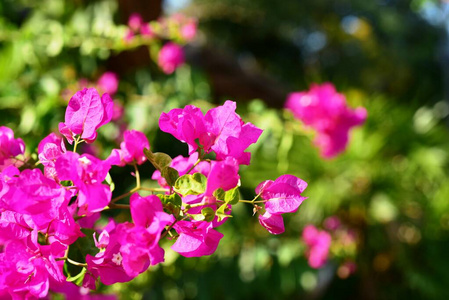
[0,88,308,299]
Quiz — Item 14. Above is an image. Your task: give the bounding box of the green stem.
[185,158,201,174]
[55,256,87,267]
[108,203,130,210]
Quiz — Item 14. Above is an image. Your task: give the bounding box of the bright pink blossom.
[302,225,332,268]
[171,220,224,257]
[256,174,307,234]
[159,101,262,165]
[106,130,150,166]
[115,194,171,277]
[140,23,155,38]
[258,212,284,235]
[55,152,111,215]
[97,72,119,96]
[181,22,197,41]
[0,126,25,171]
[285,83,367,158]
[0,237,65,299]
[204,157,239,197]
[38,133,66,179]
[158,42,185,74]
[257,174,307,215]
[128,13,143,31]
[3,168,68,227]
[59,88,113,144]
[85,228,133,286]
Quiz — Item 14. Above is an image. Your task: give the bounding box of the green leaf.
[213,188,226,201]
[158,193,182,207]
[174,173,207,196]
[161,166,179,187]
[158,193,182,217]
[201,207,215,222]
[224,187,240,205]
[190,214,206,221]
[66,267,87,286]
[216,203,232,222]
[143,148,172,171]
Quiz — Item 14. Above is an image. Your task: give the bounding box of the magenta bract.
[0,126,25,171]
[59,88,113,144]
[171,220,224,257]
[302,225,332,268]
[55,152,111,215]
[159,100,262,165]
[285,83,367,158]
[158,42,185,74]
[107,130,150,166]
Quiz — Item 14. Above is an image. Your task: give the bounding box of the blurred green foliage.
[1,0,449,299]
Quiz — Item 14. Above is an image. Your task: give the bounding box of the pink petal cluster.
[38,133,66,179]
[55,152,112,215]
[157,13,198,42]
[256,175,308,234]
[97,72,119,96]
[106,130,150,166]
[302,225,332,268]
[59,88,113,144]
[157,42,185,74]
[171,220,223,257]
[124,13,154,42]
[285,83,367,158]
[159,100,263,165]
[85,194,171,284]
[0,126,25,171]
[0,166,83,298]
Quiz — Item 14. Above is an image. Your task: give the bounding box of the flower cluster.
[123,13,197,74]
[302,216,358,278]
[285,83,367,158]
[0,87,308,299]
[0,126,25,171]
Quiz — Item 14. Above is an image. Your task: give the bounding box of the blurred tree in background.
[1,0,449,299]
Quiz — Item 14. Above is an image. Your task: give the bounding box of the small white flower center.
[111,252,123,266]
[78,156,91,166]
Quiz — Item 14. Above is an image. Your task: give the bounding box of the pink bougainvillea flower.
[285,83,367,158]
[258,212,285,235]
[171,220,224,257]
[140,23,155,38]
[255,174,307,235]
[85,228,134,286]
[159,101,262,165]
[55,152,111,215]
[0,237,65,299]
[38,133,66,179]
[97,72,119,96]
[0,126,25,171]
[128,13,143,32]
[4,168,68,227]
[181,21,197,41]
[302,225,332,268]
[106,130,150,166]
[323,216,341,231]
[158,42,185,74]
[257,174,307,215]
[114,194,171,277]
[204,157,239,197]
[59,88,113,144]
